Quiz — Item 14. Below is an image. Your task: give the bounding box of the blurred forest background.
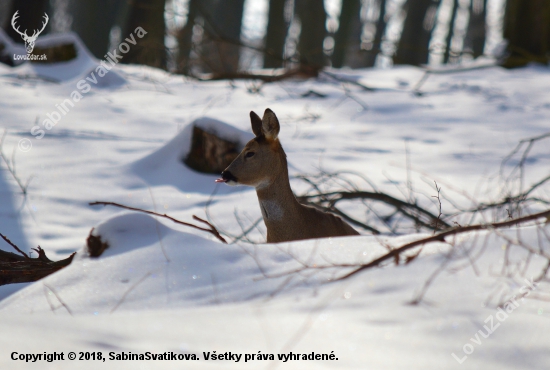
[0,0,549,75]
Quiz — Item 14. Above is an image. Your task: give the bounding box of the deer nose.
[221,170,238,183]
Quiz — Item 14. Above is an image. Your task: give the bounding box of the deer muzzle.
[215,170,238,184]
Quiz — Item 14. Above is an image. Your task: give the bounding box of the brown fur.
[220,109,359,243]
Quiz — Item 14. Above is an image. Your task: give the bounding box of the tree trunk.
[176,0,199,74]
[502,0,550,68]
[464,0,487,59]
[365,0,388,67]
[332,0,361,68]
[122,0,167,69]
[4,0,51,44]
[443,0,459,64]
[264,0,288,68]
[393,0,441,66]
[295,0,327,71]
[199,0,246,74]
[68,0,122,59]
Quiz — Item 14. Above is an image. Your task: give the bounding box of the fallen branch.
[320,70,375,91]
[192,66,319,82]
[297,190,451,232]
[89,201,227,244]
[337,209,550,281]
[412,62,497,95]
[0,233,75,286]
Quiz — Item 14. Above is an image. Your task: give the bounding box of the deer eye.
[245,152,255,158]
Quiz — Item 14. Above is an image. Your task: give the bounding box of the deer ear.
[250,111,262,137]
[262,108,280,140]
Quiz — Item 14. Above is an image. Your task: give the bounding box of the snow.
[0,33,549,369]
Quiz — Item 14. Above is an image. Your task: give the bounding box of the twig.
[500,132,550,179]
[89,201,227,244]
[343,88,369,112]
[405,140,414,204]
[410,253,453,304]
[147,187,170,262]
[0,129,31,195]
[232,210,263,244]
[43,283,73,316]
[523,174,550,198]
[499,131,550,209]
[0,232,30,259]
[110,271,153,313]
[432,181,442,233]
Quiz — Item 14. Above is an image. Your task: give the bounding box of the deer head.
[11,11,49,54]
[216,109,360,243]
[216,109,286,189]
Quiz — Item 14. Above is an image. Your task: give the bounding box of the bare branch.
[110,271,154,313]
[432,181,443,233]
[89,201,227,244]
[297,190,451,230]
[337,209,550,281]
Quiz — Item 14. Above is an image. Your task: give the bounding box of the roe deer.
[215,108,359,243]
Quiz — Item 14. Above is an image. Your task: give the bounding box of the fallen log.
[0,233,75,286]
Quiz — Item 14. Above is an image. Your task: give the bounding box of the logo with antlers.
[11,11,49,54]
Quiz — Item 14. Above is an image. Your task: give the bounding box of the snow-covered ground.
[0,33,549,369]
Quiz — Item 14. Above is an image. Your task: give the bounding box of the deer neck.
[255,167,300,224]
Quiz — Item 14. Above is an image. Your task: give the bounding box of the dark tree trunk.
[502,0,550,68]
[393,0,441,66]
[122,0,167,69]
[464,0,487,59]
[295,0,327,71]
[443,0,459,64]
[176,0,199,74]
[264,0,288,68]
[332,0,361,68]
[199,0,246,74]
[342,5,367,68]
[365,0,388,67]
[4,0,51,44]
[69,0,122,59]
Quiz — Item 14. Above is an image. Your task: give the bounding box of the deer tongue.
[215,178,228,183]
